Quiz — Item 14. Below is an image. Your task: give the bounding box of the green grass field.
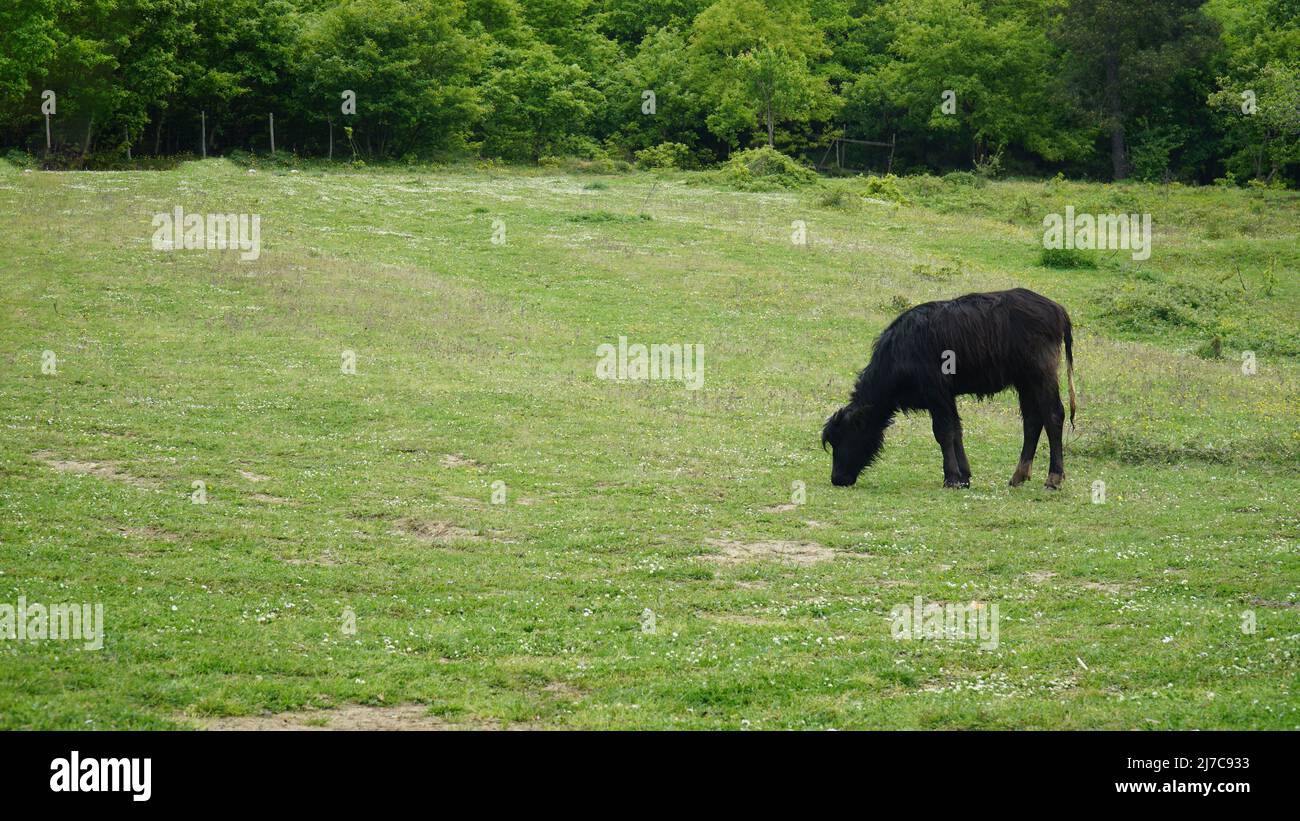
[1,158,1296,729]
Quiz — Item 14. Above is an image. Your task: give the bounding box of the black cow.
[822,288,1076,489]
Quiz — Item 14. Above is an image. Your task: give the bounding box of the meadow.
[0,157,1296,729]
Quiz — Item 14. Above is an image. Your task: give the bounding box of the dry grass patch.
[35,451,156,489]
[197,703,531,731]
[394,517,482,543]
[702,537,834,566]
[440,453,485,469]
[118,526,180,542]
[250,492,291,505]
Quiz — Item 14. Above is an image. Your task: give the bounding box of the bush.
[3,149,36,169]
[942,170,985,187]
[634,142,691,170]
[543,156,632,174]
[566,211,652,223]
[881,294,912,314]
[973,149,1004,179]
[1038,247,1097,268]
[707,146,818,191]
[913,261,961,279]
[814,180,861,209]
[1194,336,1223,359]
[861,173,909,204]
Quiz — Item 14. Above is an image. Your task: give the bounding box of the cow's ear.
[822,407,844,449]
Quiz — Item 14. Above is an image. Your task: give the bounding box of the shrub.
[913,262,961,279]
[567,211,652,223]
[861,173,909,204]
[814,180,861,209]
[708,146,818,191]
[1038,247,1097,268]
[881,294,912,314]
[942,170,984,188]
[1194,336,1223,359]
[634,142,691,170]
[3,149,36,169]
[973,149,1003,179]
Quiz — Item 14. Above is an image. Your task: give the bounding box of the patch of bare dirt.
[543,682,584,701]
[702,538,834,566]
[440,454,485,469]
[761,503,799,513]
[698,611,781,626]
[872,577,914,588]
[238,469,270,482]
[443,495,485,507]
[1082,581,1124,594]
[251,492,290,505]
[1026,570,1057,584]
[394,517,481,543]
[1250,597,1299,610]
[282,549,342,567]
[119,526,180,542]
[345,510,393,520]
[197,703,532,731]
[35,451,156,489]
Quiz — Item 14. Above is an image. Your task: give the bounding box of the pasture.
[0,158,1296,729]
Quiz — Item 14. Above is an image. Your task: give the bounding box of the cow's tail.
[1063,316,1076,430]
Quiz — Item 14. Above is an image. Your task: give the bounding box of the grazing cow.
[822,288,1076,489]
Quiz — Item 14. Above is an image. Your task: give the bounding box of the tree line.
[1,0,1297,184]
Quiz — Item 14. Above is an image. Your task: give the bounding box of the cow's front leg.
[931,406,968,488]
[954,427,973,486]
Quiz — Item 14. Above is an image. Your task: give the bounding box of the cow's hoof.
[1045,472,1064,490]
[944,479,970,489]
[1009,461,1032,487]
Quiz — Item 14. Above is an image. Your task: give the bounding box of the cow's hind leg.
[1010,386,1042,487]
[931,402,968,488]
[954,426,972,485]
[1040,385,1066,489]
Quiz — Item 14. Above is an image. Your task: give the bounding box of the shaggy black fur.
[822,288,1076,489]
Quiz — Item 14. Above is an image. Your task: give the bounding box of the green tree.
[686,0,833,152]
[851,0,1091,169]
[1053,0,1220,180]
[725,45,820,148]
[0,0,58,126]
[1209,60,1300,182]
[177,0,300,155]
[297,0,482,157]
[477,43,602,160]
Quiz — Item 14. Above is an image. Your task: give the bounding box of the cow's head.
[822,404,888,486]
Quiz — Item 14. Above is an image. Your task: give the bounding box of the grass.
[0,158,1296,729]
